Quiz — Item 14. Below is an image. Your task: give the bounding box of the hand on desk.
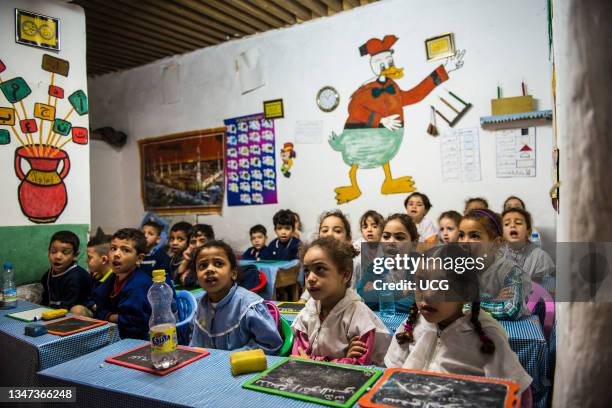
[108,314,119,323]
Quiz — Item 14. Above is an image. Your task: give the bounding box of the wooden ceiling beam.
[85,26,170,60]
[244,0,296,25]
[85,37,165,61]
[343,0,359,7]
[269,0,312,21]
[218,0,285,31]
[174,0,260,35]
[85,19,188,56]
[320,0,343,13]
[86,43,149,66]
[296,0,328,17]
[107,0,227,42]
[85,15,198,54]
[204,0,273,31]
[75,1,209,50]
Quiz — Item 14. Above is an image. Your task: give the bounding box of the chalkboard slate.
[44,316,107,336]
[276,302,305,314]
[105,343,210,376]
[359,368,521,408]
[243,357,382,408]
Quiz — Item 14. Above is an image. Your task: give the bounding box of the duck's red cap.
[359,35,398,57]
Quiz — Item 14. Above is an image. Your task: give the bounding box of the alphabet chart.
[224,113,278,206]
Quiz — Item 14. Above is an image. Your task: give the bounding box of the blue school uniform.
[263,237,300,261]
[241,245,269,261]
[142,248,174,285]
[190,284,282,354]
[41,263,92,310]
[93,267,153,340]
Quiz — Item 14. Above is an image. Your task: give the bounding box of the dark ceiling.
[72,0,379,77]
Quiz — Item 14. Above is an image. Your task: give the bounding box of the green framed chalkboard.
[0,224,88,285]
[243,357,382,408]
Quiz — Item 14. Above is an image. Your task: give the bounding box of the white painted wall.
[0,0,89,226]
[89,0,555,251]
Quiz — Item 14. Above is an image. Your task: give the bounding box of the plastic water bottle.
[148,269,178,369]
[2,262,17,309]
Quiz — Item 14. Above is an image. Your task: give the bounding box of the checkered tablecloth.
[240,260,301,300]
[500,315,549,408]
[0,300,120,386]
[39,339,377,408]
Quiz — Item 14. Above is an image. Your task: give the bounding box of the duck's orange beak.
[381,66,404,79]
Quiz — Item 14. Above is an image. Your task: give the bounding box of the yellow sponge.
[41,309,68,320]
[229,349,267,376]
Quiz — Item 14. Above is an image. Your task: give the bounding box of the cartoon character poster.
[329,35,464,204]
[0,54,88,223]
[224,113,277,206]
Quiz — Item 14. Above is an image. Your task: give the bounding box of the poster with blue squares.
[224,113,277,206]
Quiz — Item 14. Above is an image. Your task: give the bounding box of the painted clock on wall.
[316,86,340,112]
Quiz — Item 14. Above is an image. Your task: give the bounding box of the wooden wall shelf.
[480,110,552,130]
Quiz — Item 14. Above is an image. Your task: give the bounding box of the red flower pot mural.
[1,54,89,224]
[14,146,70,223]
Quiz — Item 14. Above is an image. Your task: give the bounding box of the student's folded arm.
[481,269,524,320]
[328,330,375,365]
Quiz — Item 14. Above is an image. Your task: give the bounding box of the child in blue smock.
[190,240,282,354]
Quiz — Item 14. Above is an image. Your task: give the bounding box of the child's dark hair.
[502,208,533,232]
[382,214,419,242]
[465,197,489,211]
[142,221,163,236]
[49,231,80,254]
[111,228,147,255]
[193,240,237,272]
[87,235,110,255]
[170,221,192,234]
[404,192,432,212]
[438,210,462,226]
[503,195,526,210]
[397,246,495,354]
[273,209,296,228]
[360,210,383,228]
[318,210,352,241]
[250,224,267,236]
[300,237,358,287]
[463,209,502,239]
[291,211,302,232]
[190,224,215,241]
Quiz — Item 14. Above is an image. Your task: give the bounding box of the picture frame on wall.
[15,9,61,51]
[138,128,225,214]
[424,33,455,62]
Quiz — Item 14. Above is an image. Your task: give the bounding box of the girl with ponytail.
[377,245,533,405]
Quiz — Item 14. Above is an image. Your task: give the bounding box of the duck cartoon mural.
[329,35,464,204]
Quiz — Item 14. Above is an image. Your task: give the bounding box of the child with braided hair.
[349,245,532,404]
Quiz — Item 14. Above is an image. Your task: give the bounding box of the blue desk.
[0,300,120,386]
[38,339,354,408]
[239,260,301,300]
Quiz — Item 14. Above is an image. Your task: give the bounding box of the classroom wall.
[0,0,90,284]
[88,0,556,253]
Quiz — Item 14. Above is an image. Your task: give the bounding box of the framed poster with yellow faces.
[15,9,60,51]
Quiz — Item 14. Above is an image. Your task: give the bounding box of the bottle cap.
[3,261,12,270]
[152,269,166,282]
